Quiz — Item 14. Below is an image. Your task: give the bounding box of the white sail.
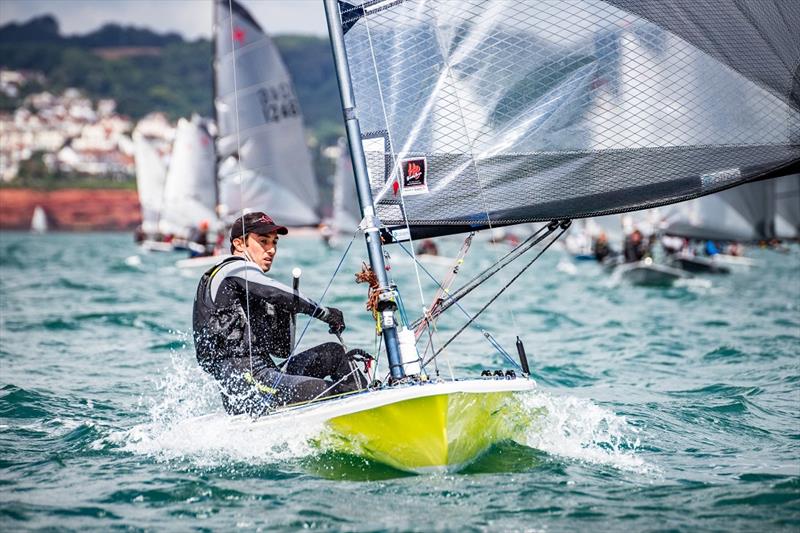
[331,137,361,234]
[159,116,217,237]
[775,174,800,240]
[132,130,167,235]
[661,181,775,242]
[30,206,48,233]
[214,0,319,226]
[338,0,799,240]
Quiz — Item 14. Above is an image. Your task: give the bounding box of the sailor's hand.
[323,306,345,334]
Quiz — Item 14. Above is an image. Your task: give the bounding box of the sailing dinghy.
[209,0,799,472]
[30,206,48,234]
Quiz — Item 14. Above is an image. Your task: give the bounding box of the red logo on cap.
[258,215,273,224]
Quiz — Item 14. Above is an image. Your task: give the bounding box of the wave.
[105,356,650,476]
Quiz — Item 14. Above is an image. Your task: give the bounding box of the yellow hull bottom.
[322,390,528,473]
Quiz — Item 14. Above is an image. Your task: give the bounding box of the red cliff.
[0,188,141,231]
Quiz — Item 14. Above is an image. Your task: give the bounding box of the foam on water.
[105,355,319,467]
[518,390,652,474]
[108,355,650,474]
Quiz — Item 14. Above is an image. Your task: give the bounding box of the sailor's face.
[245,232,279,272]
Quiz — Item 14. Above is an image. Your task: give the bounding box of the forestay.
[214,0,320,225]
[159,116,217,237]
[336,0,800,240]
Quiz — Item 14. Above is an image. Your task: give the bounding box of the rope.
[395,232,539,369]
[422,220,571,370]
[413,232,474,339]
[410,222,556,330]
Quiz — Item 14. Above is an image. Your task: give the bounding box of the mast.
[211,0,220,214]
[323,0,405,381]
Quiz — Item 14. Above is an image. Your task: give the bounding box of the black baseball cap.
[229,212,288,242]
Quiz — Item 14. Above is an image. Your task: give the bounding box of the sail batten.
[336,0,800,240]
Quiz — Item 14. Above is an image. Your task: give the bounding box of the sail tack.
[336,0,800,239]
[214,0,320,225]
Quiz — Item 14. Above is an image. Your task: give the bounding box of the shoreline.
[0,187,141,231]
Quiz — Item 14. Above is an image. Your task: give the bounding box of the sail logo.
[257,83,299,124]
[399,157,428,196]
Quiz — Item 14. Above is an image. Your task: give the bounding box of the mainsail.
[335,0,800,240]
[132,130,167,235]
[214,0,320,225]
[158,116,217,237]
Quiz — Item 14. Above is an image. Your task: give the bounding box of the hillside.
[0,15,344,144]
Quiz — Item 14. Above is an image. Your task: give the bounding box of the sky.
[0,0,329,38]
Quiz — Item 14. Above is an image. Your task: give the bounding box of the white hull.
[610,259,691,286]
[711,254,757,268]
[175,254,232,270]
[140,240,176,253]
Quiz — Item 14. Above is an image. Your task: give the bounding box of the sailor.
[623,229,648,263]
[593,231,612,263]
[188,220,211,258]
[193,211,367,416]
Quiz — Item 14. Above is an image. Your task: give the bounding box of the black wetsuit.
[193,256,365,415]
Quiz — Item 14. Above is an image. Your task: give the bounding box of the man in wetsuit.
[193,212,367,416]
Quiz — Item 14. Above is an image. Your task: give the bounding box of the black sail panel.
[338,0,800,240]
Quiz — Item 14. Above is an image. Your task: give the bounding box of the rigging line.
[410,223,554,329]
[414,232,474,338]
[396,238,524,366]
[226,0,254,375]
[360,12,430,319]
[414,231,472,375]
[268,230,358,392]
[309,364,369,404]
[422,220,571,370]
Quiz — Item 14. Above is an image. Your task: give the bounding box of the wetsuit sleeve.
[227,263,329,319]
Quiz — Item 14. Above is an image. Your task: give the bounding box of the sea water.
[0,231,798,530]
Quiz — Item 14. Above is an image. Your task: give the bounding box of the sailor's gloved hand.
[323,306,346,335]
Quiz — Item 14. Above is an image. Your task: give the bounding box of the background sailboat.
[158,115,218,240]
[329,137,360,235]
[774,174,800,241]
[214,0,320,227]
[132,129,167,244]
[30,205,48,234]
